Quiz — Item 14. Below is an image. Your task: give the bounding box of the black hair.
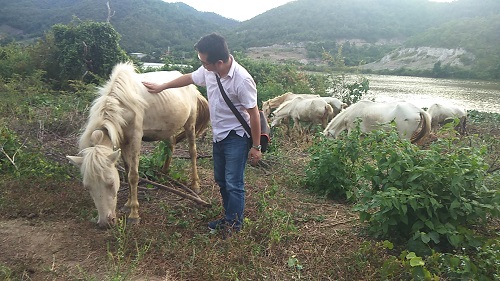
[194,33,230,64]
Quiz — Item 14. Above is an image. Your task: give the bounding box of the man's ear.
[66,155,83,167]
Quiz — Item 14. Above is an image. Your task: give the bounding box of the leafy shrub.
[305,124,500,253]
[139,140,172,181]
[0,43,38,80]
[353,238,499,280]
[0,124,69,180]
[334,75,369,106]
[0,125,21,176]
[304,125,364,200]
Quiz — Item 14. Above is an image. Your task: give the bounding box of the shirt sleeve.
[191,66,206,87]
[237,77,258,109]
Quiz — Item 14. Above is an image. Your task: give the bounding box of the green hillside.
[0,0,237,53]
[0,0,499,79]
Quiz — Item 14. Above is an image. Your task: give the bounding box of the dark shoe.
[208,218,225,231]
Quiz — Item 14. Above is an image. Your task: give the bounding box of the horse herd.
[264,92,467,144]
[67,63,468,228]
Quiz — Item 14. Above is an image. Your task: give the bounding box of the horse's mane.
[79,145,115,186]
[265,92,295,108]
[79,62,148,150]
[272,98,295,116]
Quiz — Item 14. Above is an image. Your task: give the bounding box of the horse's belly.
[141,107,188,141]
[141,129,178,142]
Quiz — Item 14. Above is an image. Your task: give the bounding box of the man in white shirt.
[142,33,262,238]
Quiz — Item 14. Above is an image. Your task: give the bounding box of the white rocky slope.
[362,47,475,71]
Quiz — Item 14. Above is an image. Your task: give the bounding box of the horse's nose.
[96,215,116,229]
[97,221,111,229]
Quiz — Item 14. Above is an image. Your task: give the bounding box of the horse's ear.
[108,149,121,164]
[66,155,83,167]
[90,130,105,146]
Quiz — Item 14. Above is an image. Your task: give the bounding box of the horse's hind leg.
[186,124,201,193]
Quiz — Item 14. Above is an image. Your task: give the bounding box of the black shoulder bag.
[215,74,270,152]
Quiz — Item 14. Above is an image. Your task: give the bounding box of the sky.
[163,0,456,22]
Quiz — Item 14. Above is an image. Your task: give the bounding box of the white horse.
[270,96,334,133]
[323,100,431,144]
[66,62,210,228]
[427,103,467,134]
[262,92,320,117]
[321,97,348,117]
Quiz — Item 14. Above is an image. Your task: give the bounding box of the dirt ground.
[0,128,362,280]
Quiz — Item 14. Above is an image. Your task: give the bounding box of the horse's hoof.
[127,217,140,225]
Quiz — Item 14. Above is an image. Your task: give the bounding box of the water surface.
[355,74,500,113]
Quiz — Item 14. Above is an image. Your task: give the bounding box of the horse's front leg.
[121,143,141,225]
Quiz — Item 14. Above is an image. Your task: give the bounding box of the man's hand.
[142,81,165,94]
[248,147,262,166]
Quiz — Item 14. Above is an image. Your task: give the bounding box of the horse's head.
[262,101,271,117]
[322,127,335,138]
[67,146,121,229]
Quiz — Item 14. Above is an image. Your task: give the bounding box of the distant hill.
[0,0,237,54]
[0,0,499,78]
[228,0,500,48]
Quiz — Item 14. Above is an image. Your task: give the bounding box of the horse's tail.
[411,110,431,144]
[322,104,334,128]
[193,94,211,137]
[175,94,210,143]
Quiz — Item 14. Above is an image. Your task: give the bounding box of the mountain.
[0,0,238,53]
[0,0,499,78]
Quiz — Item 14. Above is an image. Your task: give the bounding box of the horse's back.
[428,103,466,121]
[324,100,426,139]
[138,71,205,140]
[139,70,183,84]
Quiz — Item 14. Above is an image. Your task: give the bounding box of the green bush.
[356,239,500,280]
[304,125,364,200]
[0,124,70,180]
[305,124,500,253]
[0,43,37,80]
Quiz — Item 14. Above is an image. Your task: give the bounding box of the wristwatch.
[252,145,262,151]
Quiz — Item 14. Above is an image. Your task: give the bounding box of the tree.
[47,18,128,87]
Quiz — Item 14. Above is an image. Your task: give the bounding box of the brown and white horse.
[67,62,210,228]
[262,92,320,117]
[270,96,334,133]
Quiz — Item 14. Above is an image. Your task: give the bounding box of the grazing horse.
[270,96,334,133]
[262,92,319,117]
[321,97,348,117]
[427,103,467,134]
[66,62,210,228]
[323,100,431,144]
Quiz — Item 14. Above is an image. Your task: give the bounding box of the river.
[348,74,500,114]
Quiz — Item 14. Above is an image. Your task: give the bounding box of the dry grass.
[0,124,372,281]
